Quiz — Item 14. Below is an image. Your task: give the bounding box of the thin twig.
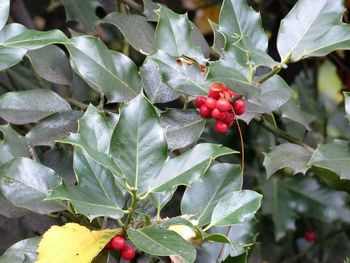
[66,98,89,110]
[235,118,245,175]
[257,119,315,153]
[257,64,282,85]
[218,227,232,259]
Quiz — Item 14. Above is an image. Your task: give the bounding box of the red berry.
[304,230,317,242]
[216,98,231,112]
[194,96,207,108]
[121,245,136,261]
[221,84,229,91]
[199,105,212,118]
[222,112,234,125]
[209,88,220,99]
[233,100,245,115]
[205,97,217,109]
[211,108,225,120]
[110,236,126,251]
[215,121,228,133]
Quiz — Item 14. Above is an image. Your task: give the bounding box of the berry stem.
[248,63,255,83]
[257,64,282,84]
[234,117,245,176]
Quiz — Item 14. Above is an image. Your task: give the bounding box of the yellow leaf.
[36,223,122,263]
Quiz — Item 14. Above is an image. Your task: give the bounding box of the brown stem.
[66,98,89,110]
[234,118,245,175]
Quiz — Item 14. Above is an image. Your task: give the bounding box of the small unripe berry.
[205,97,217,109]
[233,100,245,115]
[199,105,211,118]
[194,96,207,108]
[121,245,136,261]
[211,108,225,120]
[110,236,125,251]
[215,121,228,133]
[304,230,317,242]
[216,98,231,112]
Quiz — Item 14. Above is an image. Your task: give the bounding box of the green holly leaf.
[160,109,205,151]
[27,45,73,85]
[181,163,242,226]
[206,62,257,100]
[202,221,255,259]
[66,36,141,102]
[240,76,293,123]
[0,90,71,124]
[59,0,100,32]
[0,158,65,214]
[58,105,122,177]
[150,5,209,96]
[26,111,83,147]
[154,5,204,62]
[58,134,122,178]
[259,76,293,112]
[110,93,168,194]
[277,0,350,62]
[47,148,125,220]
[101,12,155,55]
[0,237,40,263]
[0,0,10,31]
[209,20,225,55]
[0,125,32,218]
[127,227,197,263]
[308,141,350,181]
[216,38,277,75]
[150,50,208,96]
[140,59,180,103]
[280,96,315,130]
[219,0,267,51]
[0,47,26,71]
[1,28,70,49]
[46,104,124,220]
[78,105,117,154]
[263,143,312,178]
[149,143,236,193]
[143,0,159,22]
[0,24,26,70]
[0,125,30,165]
[208,190,262,228]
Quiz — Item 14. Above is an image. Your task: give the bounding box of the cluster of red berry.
[194,82,245,133]
[105,236,135,260]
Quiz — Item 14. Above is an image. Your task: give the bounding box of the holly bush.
[0,0,350,262]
